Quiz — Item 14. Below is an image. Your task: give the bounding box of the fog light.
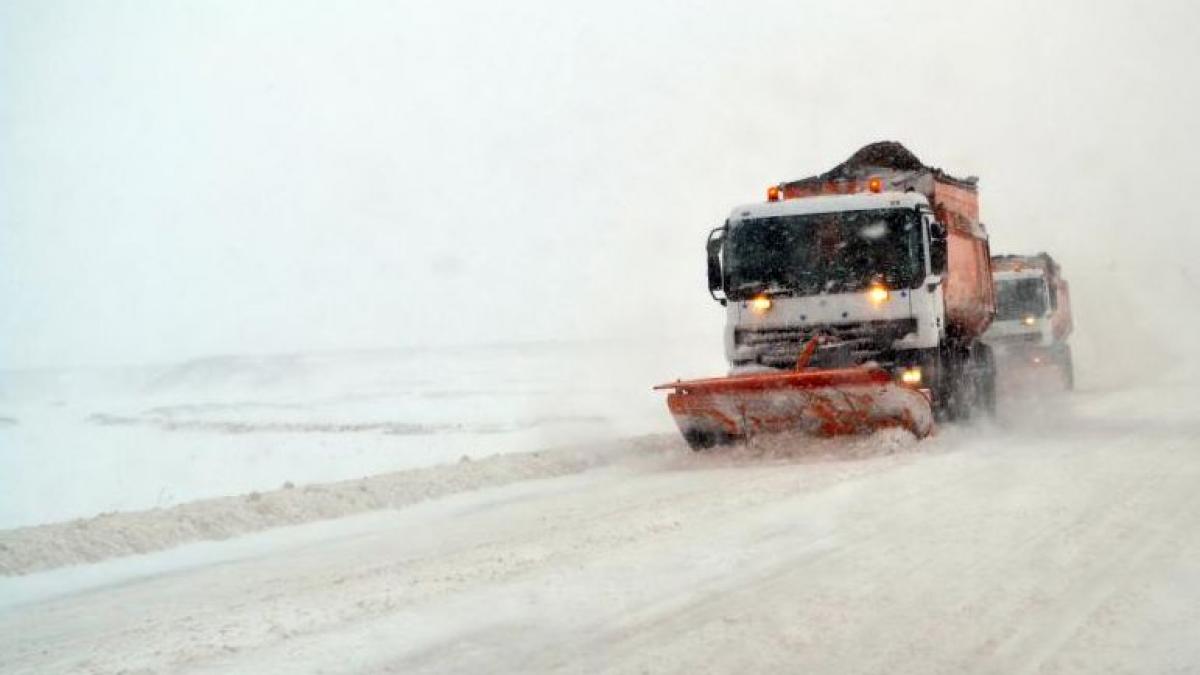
[900,367,922,385]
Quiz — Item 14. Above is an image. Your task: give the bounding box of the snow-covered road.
[3,381,1200,674]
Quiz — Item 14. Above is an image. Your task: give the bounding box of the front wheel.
[931,343,994,422]
[975,342,997,418]
[1054,344,1075,391]
[932,346,970,422]
[682,428,737,451]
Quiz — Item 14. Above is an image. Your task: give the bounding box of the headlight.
[749,294,772,314]
[899,367,922,385]
[1022,315,1037,326]
[867,284,889,305]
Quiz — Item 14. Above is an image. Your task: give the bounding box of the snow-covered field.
[0,339,721,529]
[3,341,1200,673]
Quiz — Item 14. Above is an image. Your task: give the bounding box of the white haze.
[3,0,1199,386]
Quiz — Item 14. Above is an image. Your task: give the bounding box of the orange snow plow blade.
[654,366,933,449]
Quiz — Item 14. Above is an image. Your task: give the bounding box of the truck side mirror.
[706,226,727,304]
[929,222,948,275]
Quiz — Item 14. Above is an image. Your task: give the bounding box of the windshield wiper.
[734,282,793,298]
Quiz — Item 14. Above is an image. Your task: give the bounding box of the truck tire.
[1056,344,1075,391]
[930,350,952,423]
[976,342,997,418]
[683,428,735,451]
[936,344,994,423]
[934,346,972,422]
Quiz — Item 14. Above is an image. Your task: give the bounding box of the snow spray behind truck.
[657,142,997,449]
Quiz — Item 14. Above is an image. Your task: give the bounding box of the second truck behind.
[984,253,1075,389]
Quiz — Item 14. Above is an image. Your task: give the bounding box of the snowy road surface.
[3,381,1200,674]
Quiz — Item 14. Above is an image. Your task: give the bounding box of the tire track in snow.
[384,440,997,674]
[981,448,1200,674]
[0,432,930,675]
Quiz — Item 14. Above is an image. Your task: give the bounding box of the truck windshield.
[995,278,1047,320]
[724,208,923,299]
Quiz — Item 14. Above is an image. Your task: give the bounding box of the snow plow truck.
[983,253,1074,389]
[656,142,998,449]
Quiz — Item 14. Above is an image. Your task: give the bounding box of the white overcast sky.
[3,0,1199,370]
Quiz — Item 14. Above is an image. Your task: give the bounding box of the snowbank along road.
[3,376,1200,674]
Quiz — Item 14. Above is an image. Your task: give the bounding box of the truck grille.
[991,332,1042,344]
[735,319,917,369]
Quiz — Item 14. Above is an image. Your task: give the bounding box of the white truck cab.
[711,192,945,374]
[986,269,1055,346]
